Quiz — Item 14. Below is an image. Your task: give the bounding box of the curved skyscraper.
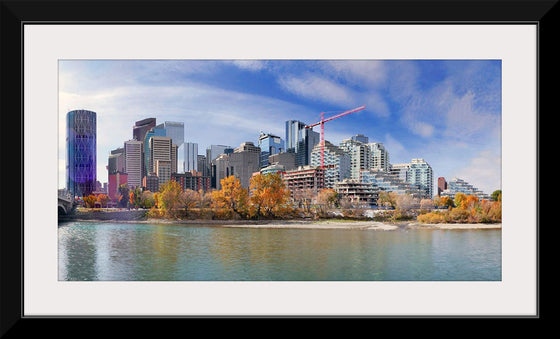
[66,109,97,197]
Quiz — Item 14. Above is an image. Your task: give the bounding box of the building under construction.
[282,165,325,198]
[334,178,378,207]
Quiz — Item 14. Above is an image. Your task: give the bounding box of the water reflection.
[58,222,501,281]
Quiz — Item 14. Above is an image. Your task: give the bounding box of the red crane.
[305,105,366,169]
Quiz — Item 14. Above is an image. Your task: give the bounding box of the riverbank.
[59,214,501,230]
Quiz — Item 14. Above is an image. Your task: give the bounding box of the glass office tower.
[285,120,319,167]
[258,132,284,168]
[66,109,97,197]
[163,121,184,147]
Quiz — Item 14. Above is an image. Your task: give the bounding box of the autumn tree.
[463,195,480,210]
[129,191,135,209]
[249,173,290,218]
[454,192,467,209]
[436,196,454,209]
[140,191,155,209]
[181,189,200,216]
[212,176,249,219]
[292,188,316,215]
[96,194,110,208]
[420,198,435,211]
[196,189,211,208]
[395,193,416,211]
[153,192,161,209]
[117,184,129,208]
[491,190,502,202]
[83,194,97,208]
[159,180,184,218]
[316,188,338,215]
[377,191,397,208]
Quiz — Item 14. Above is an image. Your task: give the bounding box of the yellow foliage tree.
[454,192,467,209]
[212,176,249,218]
[159,180,184,218]
[377,191,397,208]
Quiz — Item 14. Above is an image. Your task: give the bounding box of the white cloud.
[453,150,502,194]
[443,91,500,141]
[229,60,268,71]
[322,60,387,88]
[277,72,390,119]
[278,73,355,106]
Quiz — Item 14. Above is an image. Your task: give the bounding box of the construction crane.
[305,105,366,169]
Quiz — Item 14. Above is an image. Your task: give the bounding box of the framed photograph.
[2,0,550,330]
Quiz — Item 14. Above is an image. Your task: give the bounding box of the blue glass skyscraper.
[285,120,319,167]
[66,109,97,197]
[258,132,284,168]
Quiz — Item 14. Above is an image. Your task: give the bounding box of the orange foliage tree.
[249,173,290,218]
[96,194,110,208]
[83,194,97,208]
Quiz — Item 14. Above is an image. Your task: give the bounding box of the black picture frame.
[1,0,552,334]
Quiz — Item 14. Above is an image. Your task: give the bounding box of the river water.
[58,221,501,281]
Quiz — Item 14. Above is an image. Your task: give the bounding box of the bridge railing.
[58,190,73,202]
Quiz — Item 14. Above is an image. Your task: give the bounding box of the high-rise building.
[66,109,97,197]
[351,134,369,144]
[390,163,410,182]
[197,155,209,177]
[285,120,320,167]
[368,143,389,172]
[178,142,198,173]
[149,136,173,174]
[155,159,172,187]
[163,121,184,147]
[172,171,211,193]
[206,144,232,163]
[268,152,297,171]
[107,147,125,175]
[143,173,159,193]
[212,142,260,190]
[143,124,166,178]
[207,145,232,187]
[437,177,448,196]
[407,158,433,199]
[258,132,284,168]
[310,141,351,188]
[339,137,371,180]
[133,118,156,143]
[124,139,143,189]
[171,143,178,174]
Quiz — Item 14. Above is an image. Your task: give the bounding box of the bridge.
[58,190,76,215]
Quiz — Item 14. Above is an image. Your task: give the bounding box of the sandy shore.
[407,222,501,230]
[61,217,501,231]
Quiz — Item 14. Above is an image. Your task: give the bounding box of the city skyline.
[58,59,502,194]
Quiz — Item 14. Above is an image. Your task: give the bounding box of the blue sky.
[58,59,502,194]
